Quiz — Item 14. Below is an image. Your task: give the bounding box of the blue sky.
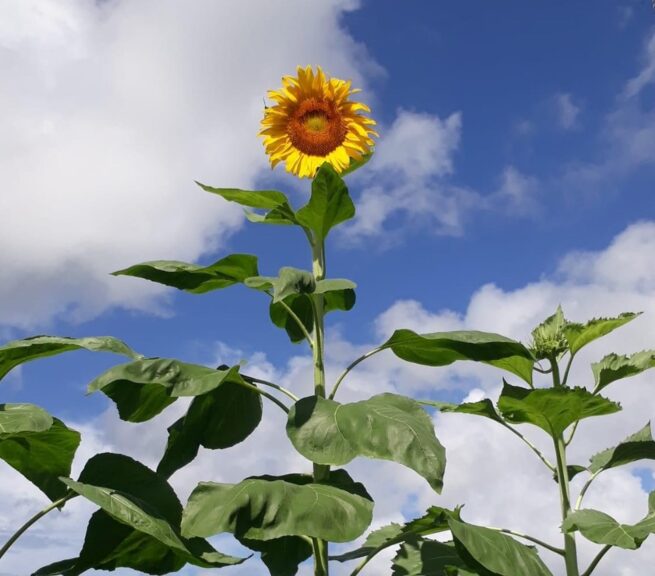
[2,1,655,574]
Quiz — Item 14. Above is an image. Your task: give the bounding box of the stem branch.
[581,545,612,576]
[487,527,565,556]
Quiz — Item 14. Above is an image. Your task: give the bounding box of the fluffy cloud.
[0,0,376,331]
[554,92,581,130]
[4,221,655,575]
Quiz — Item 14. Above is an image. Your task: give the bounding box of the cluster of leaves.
[1,164,654,576]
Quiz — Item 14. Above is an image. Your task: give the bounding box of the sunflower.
[260,66,377,178]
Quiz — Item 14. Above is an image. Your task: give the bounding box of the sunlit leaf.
[182,469,373,543]
[196,183,289,210]
[592,350,655,393]
[246,267,315,303]
[0,335,139,381]
[589,422,655,473]
[287,394,446,492]
[112,253,258,294]
[497,381,621,437]
[422,399,505,425]
[564,312,640,355]
[383,330,534,385]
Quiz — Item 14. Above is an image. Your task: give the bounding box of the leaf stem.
[575,470,601,511]
[243,375,300,402]
[581,545,612,576]
[328,347,385,400]
[236,379,289,414]
[0,493,75,560]
[487,526,565,556]
[501,423,556,472]
[265,290,315,350]
[561,353,575,387]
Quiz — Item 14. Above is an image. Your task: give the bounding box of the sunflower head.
[260,66,377,178]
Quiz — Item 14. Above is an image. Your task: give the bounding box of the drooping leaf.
[563,494,655,551]
[589,422,655,473]
[270,286,356,343]
[287,394,446,492]
[449,519,553,576]
[157,378,263,478]
[592,350,655,393]
[87,360,241,422]
[112,253,259,294]
[497,381,621,438]
[196,182,289,210]
[296,163,355,241]
[392,538,470,576]
[332,506,462,563]
[0,406,80,501]
[238,536,312,576]
[564,312,640,355]
[383,330,534,385]
[0,335,140,381]
[60,453,244,570]
[181,469,373,543]
[246,267,316,303]
[422,399,505,425]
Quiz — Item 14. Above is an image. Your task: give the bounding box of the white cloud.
[5,220,655,575]
[624,32,655,98]
[493,165,540,216]
[554,92,581,130]
[0,0,377,331]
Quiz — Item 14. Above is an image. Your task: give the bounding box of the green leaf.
[332,506,462,563]
[449,519,553,576]
[0,406,80,501]
[238,536,312,576]
[589,422,655,473]
[314,278,356,293]
[0,335,139,381]
[497,381,621,437]
[392,538,469,576]
[87,360,241,422]
[181,469,373,543]
[61,453,244,570]
[562,509,642,550]
[592,350,655,393]
[564,312,640,355]
[296,163,355,241]
[423,399,505,425]
[245,202,298,226]
[340,152,373,176]
[157,378,262,478]
[246,267,316,303]
[383,330,534,385]
[112,253,258,294]
[287,394,446,492]
[269,286,356,343]
[196,182,289,210]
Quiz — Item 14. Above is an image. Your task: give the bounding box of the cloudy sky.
[1,1,655,574]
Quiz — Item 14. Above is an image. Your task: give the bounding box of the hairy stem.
[0,493,75,560]
[501,423,556,472]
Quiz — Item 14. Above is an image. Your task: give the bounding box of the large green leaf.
[592,350,655,393]
[332,506,461,563]
[497,381,621,437]
[296,163,354,241]
[564,494,655,550]
[0,335,139,381]
[112,253,258,294]
[270,286,356,343]
[181,469,373,543]
[238,536,312,576]
[246,267,316,303]
[589,422,655,473]
[244,202,298,226]
[60,453,244,570]
[383,330,534,385]
[0,404,80,501]
[564,312,640,355]
[287,394,446,492]
[449,519,553,576]
[157,378,263,478]
[87,359,241,422]
[392,538,470,576]
[196,182,289,210]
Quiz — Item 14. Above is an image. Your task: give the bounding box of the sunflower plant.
[1,66,655,576]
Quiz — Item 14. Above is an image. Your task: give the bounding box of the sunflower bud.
[530,306,569,360]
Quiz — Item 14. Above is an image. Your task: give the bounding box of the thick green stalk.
[0,493,75,560]
[551,357,579,576]
[311,236,330,576]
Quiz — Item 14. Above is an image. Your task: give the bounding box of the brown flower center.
[287,98,347,156]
